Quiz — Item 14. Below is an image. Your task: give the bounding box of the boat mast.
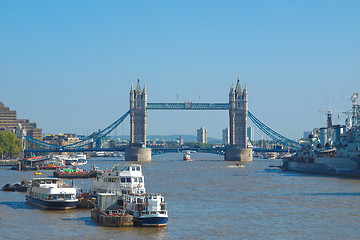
[351,93,360,127]
[327,109,333,145]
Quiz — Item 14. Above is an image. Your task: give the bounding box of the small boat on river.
[25,178,78,209]
[53,165,100,179]
[183,151,191,161]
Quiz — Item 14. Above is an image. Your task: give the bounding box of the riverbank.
[0,159,19,166]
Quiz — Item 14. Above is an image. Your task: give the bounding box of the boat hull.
[91,209,134,227]
[25,196,78,210]
[283,161,360,178]
[135,216,168,227]
[53,170,98,178]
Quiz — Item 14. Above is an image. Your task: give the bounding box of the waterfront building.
[0,102,42,139]
[222,128,230,145]
[197,127,207,143]
[43,133,80,146]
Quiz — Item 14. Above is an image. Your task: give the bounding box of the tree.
[109,139,117,148]
[0,131,23,159]
[184,142,213,148]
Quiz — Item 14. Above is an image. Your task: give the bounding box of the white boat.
[183,151,191,161]
[25,178,78,210]
[122,193,168,227]
[64,154,87,166]
[95,152,105,157]
[265,152,278,159]
[93,164,145,195]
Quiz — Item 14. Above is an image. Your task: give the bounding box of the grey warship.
[282,93,360,177]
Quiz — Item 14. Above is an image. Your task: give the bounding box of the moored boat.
[11,156,50,171]
[282,93,360,177]
[25,178,78,209]
[93,164,145,195]
[91,193,133,227]
[53,165,100,179]
[2,183,15,192]
[13,180,29,192]
[122,193,168,227]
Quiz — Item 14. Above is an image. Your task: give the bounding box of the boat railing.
[108,209,127,215]
[138,210,167,216]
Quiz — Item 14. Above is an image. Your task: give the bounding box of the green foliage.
[183,142,213,148]
[109,139,117,148]
[0,131,23,159]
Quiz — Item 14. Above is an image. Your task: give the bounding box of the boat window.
[139,177,143,183]
[121,178,125,183]
[133,178,137,182]
[132,166,136,171]
[136,166,140,171]
[125,166,129,171]
[126,178,131,183]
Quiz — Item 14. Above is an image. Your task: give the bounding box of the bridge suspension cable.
[248,111,301,149]
[24,110,130,150]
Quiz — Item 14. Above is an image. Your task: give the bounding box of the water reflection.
[0,201,28,209]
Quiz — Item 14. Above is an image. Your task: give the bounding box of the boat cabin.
[93,164,146,195]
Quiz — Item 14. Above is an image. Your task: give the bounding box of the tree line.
[0,131,23,159]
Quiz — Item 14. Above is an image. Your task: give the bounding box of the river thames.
[1,153,360,239]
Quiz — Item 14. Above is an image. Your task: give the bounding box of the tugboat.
[25,178,78,209]
[282,93,360,177]
[121,193,168,227]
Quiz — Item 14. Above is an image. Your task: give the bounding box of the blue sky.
[1,0,359,140]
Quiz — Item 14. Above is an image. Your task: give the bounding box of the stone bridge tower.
[129,79,147,147]
[125,79,152,161]
[225,78,253,161]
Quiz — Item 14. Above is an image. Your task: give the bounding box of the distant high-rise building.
[303,131,312,139]
[247,127,254,142]
[222,128,229,145]
[0,102,42,139]
[197,127,207,143]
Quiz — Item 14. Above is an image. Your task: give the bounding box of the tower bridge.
[24,77,300,160]
[127,78,252,161]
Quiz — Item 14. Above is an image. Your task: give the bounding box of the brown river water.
[1,153,360,239]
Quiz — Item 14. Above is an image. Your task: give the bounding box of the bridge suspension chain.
[248,111,301,149]
[24,110,130,150]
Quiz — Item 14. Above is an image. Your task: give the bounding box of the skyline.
[1,1,359,140]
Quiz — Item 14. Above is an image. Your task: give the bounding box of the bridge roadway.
[24,147,295,154]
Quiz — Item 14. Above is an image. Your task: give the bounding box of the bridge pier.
[225,78,252,162]
[225,148,253,162]
[125,148,152,162]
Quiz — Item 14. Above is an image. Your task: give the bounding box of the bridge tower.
[125,78,152,161]
[225,78,253,161]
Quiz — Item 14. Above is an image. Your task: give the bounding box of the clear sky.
[1,0,359,140]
